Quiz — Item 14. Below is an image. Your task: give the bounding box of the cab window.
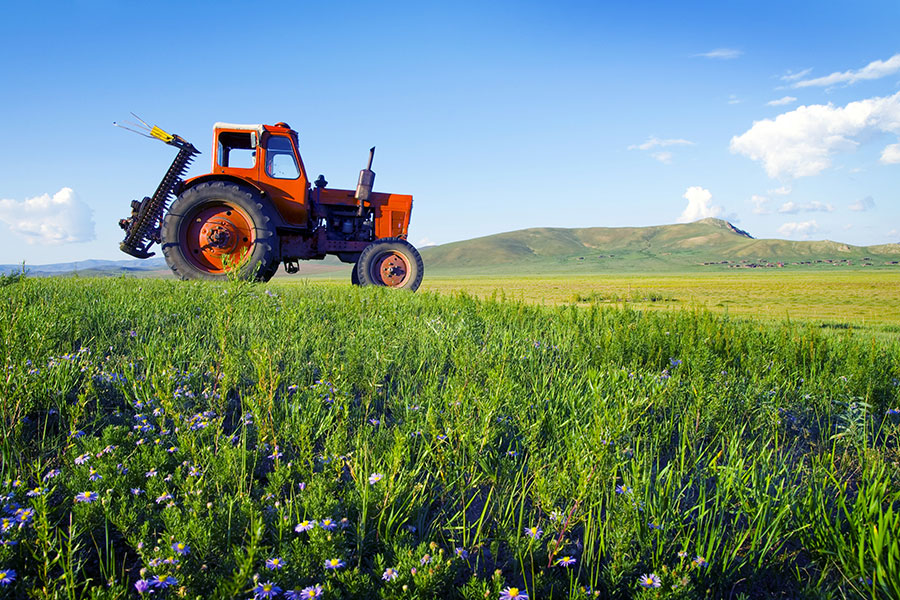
[265,135,300,179]
[217,131,257,169]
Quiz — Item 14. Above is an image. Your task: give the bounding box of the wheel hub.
[199,218,239,254]
[183,204,254,273]
[376,253,409,286]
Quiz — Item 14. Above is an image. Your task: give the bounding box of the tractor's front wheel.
[356,238,424,291]
[161,181,279,282]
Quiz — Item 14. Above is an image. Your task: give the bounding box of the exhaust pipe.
[355,146,375,216]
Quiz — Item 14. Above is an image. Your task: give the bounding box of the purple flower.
[253,581,282,598]
[295,520,317,533]
[324,558,346,570]
[638,573,661,588]
[172,541,190,555]
[74,491,98,503]
[300,584,324,598]
[75,453,91,465]
[266,557,285,570]
[88,468,102,481]
[155,493,173,504]
[320,517,336,531]
[500,587,528,600]
[151,575,178,588]
[420,554,432,565]
[26,487,44,497]
[382,568,398,581]
[131,488,143,495]
[555,555,577,567]
[368,472,383,485]
[0,569,15,586]
[145,469,157,478]
[134,579,150,593]
[43,469,61,481]
[693,555,709,568]
[455,547,469,559]
[524,526,542,540]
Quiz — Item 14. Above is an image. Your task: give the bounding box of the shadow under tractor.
[117,118,423,290]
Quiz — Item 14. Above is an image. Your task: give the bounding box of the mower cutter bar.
[119,132,199,259]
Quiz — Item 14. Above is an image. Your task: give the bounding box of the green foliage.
[0,277,898,598]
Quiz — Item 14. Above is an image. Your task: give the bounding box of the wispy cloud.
[778,200,834,214]
[0,188,95,245]
[730,91,900,178]
[677,186,722,223]
[751,194,771,215]
[778,220,820,239]
[766,96,797,107]
[695,48,742,60]
[628,137,694,151]
[849,196,875,212]
[793,53,900,88]
[780,68,812,82]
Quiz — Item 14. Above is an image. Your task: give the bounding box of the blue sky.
[1,0,899,265]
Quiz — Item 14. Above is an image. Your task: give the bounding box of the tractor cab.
[209,122,310,226]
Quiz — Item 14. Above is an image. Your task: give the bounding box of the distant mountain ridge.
[418,218,900,274]
[4,219,899,277]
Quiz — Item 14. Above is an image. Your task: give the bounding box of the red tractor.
[118,120,423,290]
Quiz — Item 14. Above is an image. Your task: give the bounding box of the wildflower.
[324,558,345,570]
[134,579,151,593]
[500,587,528,599]
[677,551,687,558]
[131,488,143,495]
[368,472,383,485]
[253,580,282,598]
[669,358,682,367]
[369,418,380,426]
[172,541,190,555]
[615,485,633,495]
[188,465,201,477]
[300,584,324,598]
[269,447,282,460]
[410,568,417,575]
[151,575,178,588]
[382,568,398,581]
[74,491,98,503]
[648,522,661,531]
[887,408,899,416]
[420,554,431,565]
[456,547,469,559]
[145,469,157,478]
[297,482,306,491]
[15,507,34,525]
[295,520,317,533]
[637,573,661,588]
[0,569,15,586]
[117,464,128,474]
[75,453,91,465]
[555,556,577,567]
[89,468,102,481]
[266,557,285,570]
[524,526,543,540]
[155,493,173,504]
[43,469,61,481]
[26,487,44,497]
[693,556,708,568]
[167,446,178,454]
[320,517,336,531]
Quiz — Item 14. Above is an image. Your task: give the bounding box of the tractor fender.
[179,175,289,229]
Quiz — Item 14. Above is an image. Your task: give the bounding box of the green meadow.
[0,273,898,599]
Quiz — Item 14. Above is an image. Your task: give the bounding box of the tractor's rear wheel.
[356,238,424,291]
[161,181,279,282]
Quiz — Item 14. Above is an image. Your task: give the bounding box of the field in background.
[298,270,900,335]
[2,276,897,599]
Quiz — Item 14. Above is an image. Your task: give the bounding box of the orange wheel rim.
[182,203,255,274]
[371,251,410,287]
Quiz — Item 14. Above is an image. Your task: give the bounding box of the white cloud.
[778,220,820,239]
[751,194,772,215]
[849,196,875,211]
[729,91,900,178]
[882,143,900,164]
[0,188,95,245]
[651,151,673,164]
[695,48,742,60]
[768,185,792,196]
[794,53,900,88]
[778,200,834,214]
[628,137,694,151]
[677,186,722,223]
[417,237,437,248]
[780,68,812,82]
[767,96,797,107]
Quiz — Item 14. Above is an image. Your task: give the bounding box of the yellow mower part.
[150,126,174,143]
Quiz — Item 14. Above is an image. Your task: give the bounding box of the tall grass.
[0,276,897,599]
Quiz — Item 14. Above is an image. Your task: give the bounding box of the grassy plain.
[1,275,898,599]
[304,270,900,334]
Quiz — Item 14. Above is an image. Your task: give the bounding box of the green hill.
[419,218,900,274]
